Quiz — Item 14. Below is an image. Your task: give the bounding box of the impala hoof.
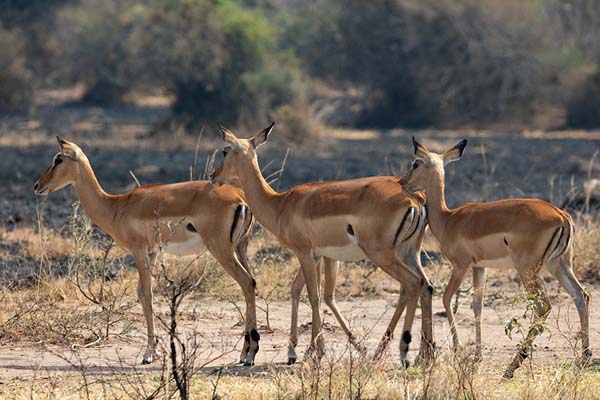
[141,354,154,365]
[243,359,255,367]
[502,368,515,379]
[287,347,298,365]
[401,359,410,369]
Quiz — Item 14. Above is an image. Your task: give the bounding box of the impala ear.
[56,136,66,152]
[442,139,467,165]
[217,123,237,143]
[56,136,79,160]
[250,122,274,149]
[217,123,244,152]
[412,136,428,158]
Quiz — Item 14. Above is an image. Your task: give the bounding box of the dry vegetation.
[1,190,599,399]
[1,85,599,398]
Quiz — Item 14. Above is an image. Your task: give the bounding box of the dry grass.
[1,348,599,399]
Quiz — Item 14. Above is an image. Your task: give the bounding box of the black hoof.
[287,356,297,365]
[401,359,410,369]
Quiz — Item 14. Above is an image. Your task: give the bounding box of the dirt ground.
[1,279,599,382]
[1,88,599,390]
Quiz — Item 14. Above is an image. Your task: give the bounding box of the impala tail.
[230,204,252,244]
[542,221,574,265]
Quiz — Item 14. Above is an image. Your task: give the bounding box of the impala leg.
[374,286,408,360]
[415,285,436,366]
[375,260,423,366]
[321,257,365,353]
[288,266,306,364]
[472,267,486,361]
[546,257,592,365]
[210,246,259,366]
[297,252,324,363]
[235,235,254,362]
[133,250,158,365]
[504,273,550,379]
[443,266,468,352]
[398,287,420,367]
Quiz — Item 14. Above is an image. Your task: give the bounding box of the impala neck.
[424,165,450,241]
[237,156,281,235]
[72,158,116,235]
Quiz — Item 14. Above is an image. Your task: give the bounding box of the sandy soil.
[1,280,598,383]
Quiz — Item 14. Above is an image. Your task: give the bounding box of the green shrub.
[128,0,298,126]
[0,24,32,113]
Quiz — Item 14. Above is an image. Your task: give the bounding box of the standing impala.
[287,177,429,361]
[404,137,591,378]
[210,123,435,366]
[34,138,260,366]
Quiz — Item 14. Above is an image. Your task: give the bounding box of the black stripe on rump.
[230,204,244,242]
[394,207,414,245]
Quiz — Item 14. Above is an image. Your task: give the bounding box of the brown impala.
[210,123,435,366]
[404,137,591,378]
[34,138,260,366]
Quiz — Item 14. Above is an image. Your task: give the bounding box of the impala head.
[34,137,85,195]
[404,137,468,192]
[210,122,275,187]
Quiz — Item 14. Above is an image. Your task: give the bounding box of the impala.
[404,137,591,378]
[34,138,260,366]
[287,177,431,361]
[210,123,434,366]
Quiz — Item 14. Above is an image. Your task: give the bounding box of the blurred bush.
[128,0,298,126]
[566,72,600,128]
[56,0,135,104]
[0,23,33,113]
[3,0,600,130]
[54,0,298,125]
[283,0,542,128]
[545,0,600,128]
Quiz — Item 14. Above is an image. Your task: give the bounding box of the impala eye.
[412,161,419,169]
[54,157,63,165]
[222,149,228,157]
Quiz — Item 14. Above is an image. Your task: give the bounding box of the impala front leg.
[288,266,305,364]
[472,267,486,361]
[133,250,158,364]
[443,265,469,352]
[297,251,324,363]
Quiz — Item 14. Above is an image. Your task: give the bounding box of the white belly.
[315,243,367,262]
[161,235,206,256]
[473,254,513,269]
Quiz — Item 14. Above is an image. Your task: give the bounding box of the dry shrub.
[574,219,600,282]
[271,104,323,147]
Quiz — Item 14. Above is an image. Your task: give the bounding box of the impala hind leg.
[546,257,591,365]
[210,246,259,366]
[504,273,550,379]
[322,257,366,353]
[472,267,486,361]
[374,260,423,366]
[133,250,158,364]
[443,265,469,352]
